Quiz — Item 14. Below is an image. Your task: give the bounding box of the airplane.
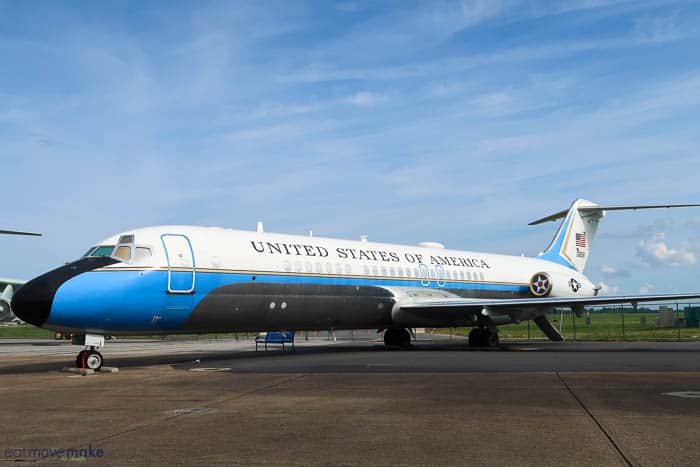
[1,230,41,322]
[11,199,700,371]
[1,279,25,322]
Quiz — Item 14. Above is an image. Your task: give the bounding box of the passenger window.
[114,246,131,261]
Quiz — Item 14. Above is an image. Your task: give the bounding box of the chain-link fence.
[3,302,700,341]
[490,302,700,341]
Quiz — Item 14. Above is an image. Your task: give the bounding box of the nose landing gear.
[72,334,105,370]
[76,349,103,370]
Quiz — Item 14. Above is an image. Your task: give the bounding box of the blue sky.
[2,0,700,294]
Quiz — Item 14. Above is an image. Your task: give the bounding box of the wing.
[400,293,700,312]
[391,291,700,341]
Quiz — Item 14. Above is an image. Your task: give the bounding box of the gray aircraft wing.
[394,292,700,341]
[399,293,700,312]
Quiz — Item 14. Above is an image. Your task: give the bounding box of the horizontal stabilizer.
[533,316,564,341]
[529,203,700,225]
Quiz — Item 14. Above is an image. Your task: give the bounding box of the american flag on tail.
[575,232,587,247]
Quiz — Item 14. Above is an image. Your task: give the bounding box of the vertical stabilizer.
[537,199,603,272]
[1,284,13,301]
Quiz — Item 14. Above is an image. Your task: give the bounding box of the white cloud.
[600,264,631,278]
[471,91,514,117]
[345,91,388,107]
[636,233,697,267]
[639,283,655,294]
[335,2,362,13]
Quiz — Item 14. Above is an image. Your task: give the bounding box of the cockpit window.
[90,245,115,257]
[82,247,97,257]
[118,235,134,244]
[114,246,131,261]
[134,247,152,261]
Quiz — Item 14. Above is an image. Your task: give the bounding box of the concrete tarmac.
[1,337,699,466]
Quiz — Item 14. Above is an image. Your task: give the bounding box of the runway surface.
[1,337,699,466]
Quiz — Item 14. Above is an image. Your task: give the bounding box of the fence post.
[620,305,625,340]
[676,302,681,341]
[527,319,531,341]
[572,310,576,341]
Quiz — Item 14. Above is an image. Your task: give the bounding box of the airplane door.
[435,265,446,288]
[161,234,196,294]
[419,264,430,287]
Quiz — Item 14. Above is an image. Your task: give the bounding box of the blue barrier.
[255,331,295,351]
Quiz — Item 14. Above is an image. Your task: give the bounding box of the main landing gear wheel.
[468,328,499,348]
[75,349,103,370]
[384,328,412,349]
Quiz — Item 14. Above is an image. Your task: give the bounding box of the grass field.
[0,325,57,339]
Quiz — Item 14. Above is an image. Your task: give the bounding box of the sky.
[1,0,700,294]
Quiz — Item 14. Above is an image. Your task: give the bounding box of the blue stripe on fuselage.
[46,270,529,332]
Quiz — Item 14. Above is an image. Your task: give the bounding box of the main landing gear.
[72,334,105,370]
[383,328,412,349]
[468,327,499,348]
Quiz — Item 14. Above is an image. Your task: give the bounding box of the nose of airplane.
[12,256,119,327]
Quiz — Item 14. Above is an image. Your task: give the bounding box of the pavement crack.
[92,373,305,445]
[556,372,634,467]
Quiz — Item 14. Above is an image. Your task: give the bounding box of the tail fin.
[1,285,13,301]
[534,199,601,271]
[530,199,700,272]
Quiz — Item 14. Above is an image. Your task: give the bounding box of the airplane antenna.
[360,235,368,242]
[309,230,313,237]
[257,222,264,233]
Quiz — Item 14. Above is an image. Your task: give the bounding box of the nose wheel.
[76,349,103,370]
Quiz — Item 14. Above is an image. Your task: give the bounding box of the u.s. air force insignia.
[529,272,552,297]
[569,278,581,293]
